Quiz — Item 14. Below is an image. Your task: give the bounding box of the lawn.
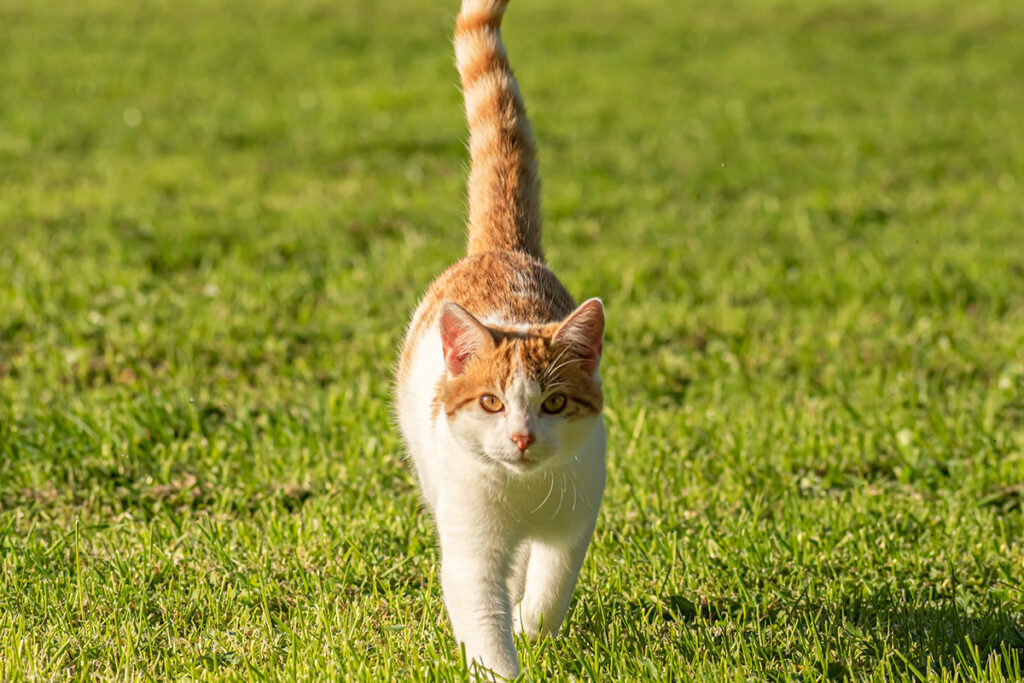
[2,0,1023,679]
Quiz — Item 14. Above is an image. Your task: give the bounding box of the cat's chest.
[511,471,596,534]
[462,457,603,541]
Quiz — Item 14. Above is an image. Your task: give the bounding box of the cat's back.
[398,251,575,380]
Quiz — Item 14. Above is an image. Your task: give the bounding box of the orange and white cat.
[395,0,605,678]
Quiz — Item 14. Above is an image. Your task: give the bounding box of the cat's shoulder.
[401,251,575,358]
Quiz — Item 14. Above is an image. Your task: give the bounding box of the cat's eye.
[480,394,504,413]
[541,393,567,414]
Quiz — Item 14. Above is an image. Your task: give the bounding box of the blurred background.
[1,0,1023,679]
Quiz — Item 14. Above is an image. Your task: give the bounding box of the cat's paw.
[512,606,543,643]
[468,659,520,682]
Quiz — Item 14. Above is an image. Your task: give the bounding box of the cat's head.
[436,299,604,473]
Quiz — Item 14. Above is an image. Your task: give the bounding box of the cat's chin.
[488,453,545,474]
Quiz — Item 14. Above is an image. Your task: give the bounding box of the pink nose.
[510,432,535,451]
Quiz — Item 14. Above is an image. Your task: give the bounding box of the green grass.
[2,0,1024,679]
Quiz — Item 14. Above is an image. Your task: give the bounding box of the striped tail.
[455,0,543,260]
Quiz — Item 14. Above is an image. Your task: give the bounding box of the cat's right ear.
[439,302,494,376]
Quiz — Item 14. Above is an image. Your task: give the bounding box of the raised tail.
[455,0,543,260]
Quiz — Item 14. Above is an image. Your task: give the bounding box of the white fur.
[396,320,606,679]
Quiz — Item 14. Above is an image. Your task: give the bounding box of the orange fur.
[438,328,603,420]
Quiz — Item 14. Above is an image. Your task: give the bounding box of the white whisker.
[551,472,568,521]
[531,471,556,513]
[543,356,586,382]
[541,344,574,382]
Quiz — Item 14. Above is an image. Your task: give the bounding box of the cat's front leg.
[438,524,520,679]
[513,527,594,641]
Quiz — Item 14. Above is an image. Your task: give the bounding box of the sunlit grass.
[2,0,1023,679]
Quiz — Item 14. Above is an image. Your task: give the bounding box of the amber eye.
[541,393,567,414]
[480,394,505,413]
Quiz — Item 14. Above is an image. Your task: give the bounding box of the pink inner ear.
[554,298,604,375]
[441,326,471,375]
[439,303,491,375]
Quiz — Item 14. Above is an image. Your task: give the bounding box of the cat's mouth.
[496,453,541,473]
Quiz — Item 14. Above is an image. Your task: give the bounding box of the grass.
[2,0,1024,679]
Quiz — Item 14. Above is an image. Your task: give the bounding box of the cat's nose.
[510,432,535,451]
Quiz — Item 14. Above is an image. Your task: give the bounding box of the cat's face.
[437,300,604,473]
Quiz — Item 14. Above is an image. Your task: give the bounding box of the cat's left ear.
[439,302,495,376]
[553,298,604,375]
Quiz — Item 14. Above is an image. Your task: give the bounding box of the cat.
[394,0,606,678]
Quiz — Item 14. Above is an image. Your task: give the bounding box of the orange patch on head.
[438,321,602,421]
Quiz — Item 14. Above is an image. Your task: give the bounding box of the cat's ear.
[439,302,494,376]
[553,298,604,375]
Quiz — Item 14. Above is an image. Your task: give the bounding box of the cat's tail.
[455,0,543,260]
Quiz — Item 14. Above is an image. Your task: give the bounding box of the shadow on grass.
[631,587,1024,680]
